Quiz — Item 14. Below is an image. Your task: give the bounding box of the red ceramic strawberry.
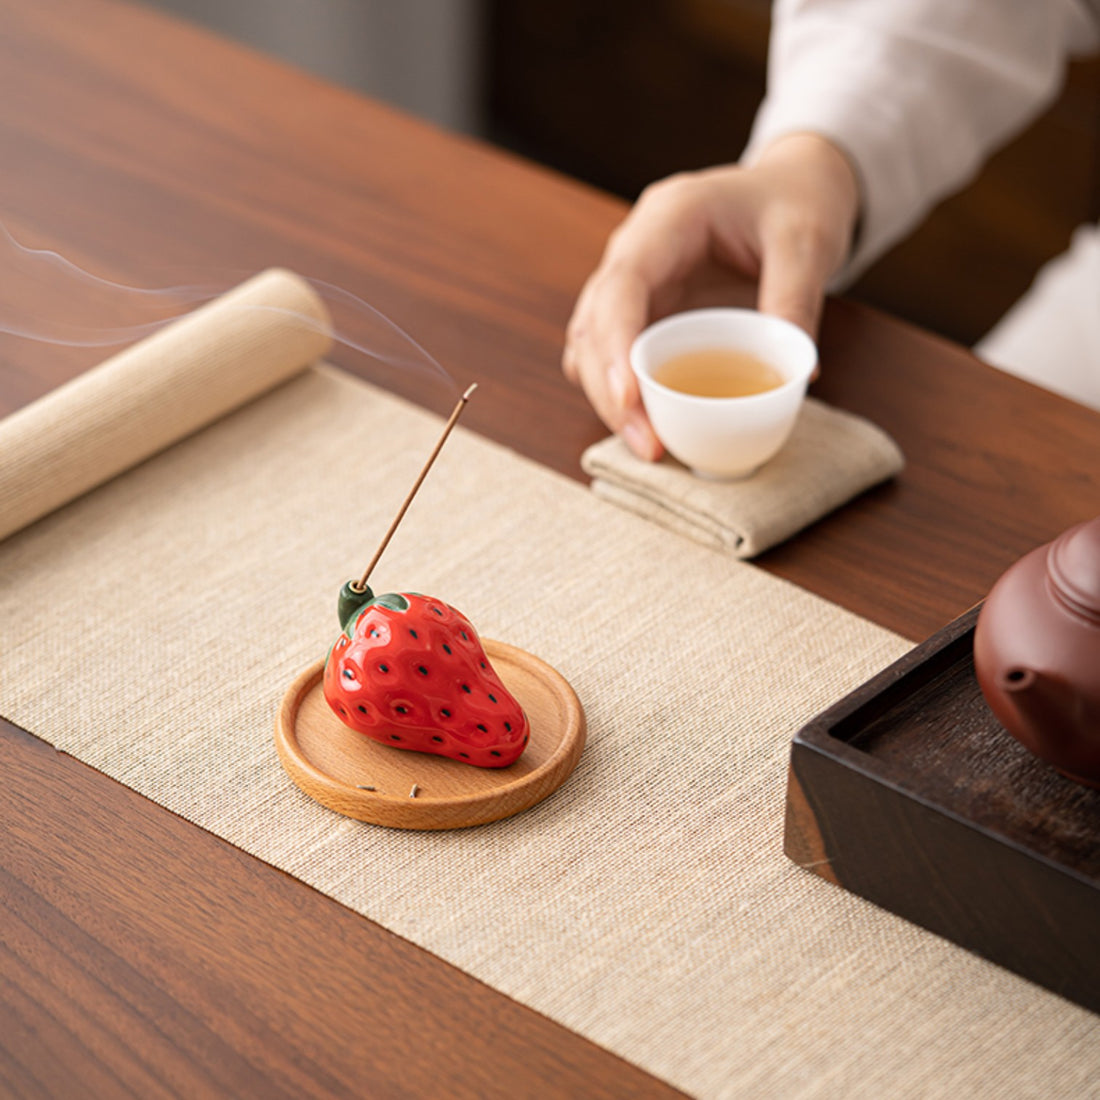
[323,581,530,767]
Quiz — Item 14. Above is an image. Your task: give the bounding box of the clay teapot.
[973,514,1100,787]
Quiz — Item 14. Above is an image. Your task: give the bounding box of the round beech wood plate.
[275,640,586,829]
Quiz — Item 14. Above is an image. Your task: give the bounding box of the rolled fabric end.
[0,267,333,543]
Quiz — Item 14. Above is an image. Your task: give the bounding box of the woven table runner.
[1,278,1097,1099]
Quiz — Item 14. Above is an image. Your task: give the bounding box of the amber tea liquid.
[652,348,784,398]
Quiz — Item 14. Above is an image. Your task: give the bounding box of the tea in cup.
[630,308,817,479]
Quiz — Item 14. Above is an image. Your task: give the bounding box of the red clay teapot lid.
[1049,516,1100,621]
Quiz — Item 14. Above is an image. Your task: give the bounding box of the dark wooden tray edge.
[784,604,1100,1015]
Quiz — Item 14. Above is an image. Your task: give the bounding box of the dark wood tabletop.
[2,1,1098,1096]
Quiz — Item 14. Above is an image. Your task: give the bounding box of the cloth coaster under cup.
[581,397,905,558]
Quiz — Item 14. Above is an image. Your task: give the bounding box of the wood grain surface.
[1,0,1099,1095]
[0,714,663,1099]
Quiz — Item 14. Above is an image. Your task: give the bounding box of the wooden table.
[1,2,1097,1096]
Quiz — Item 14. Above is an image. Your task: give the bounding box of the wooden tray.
[786,605,1100,1014]
[276,640,585,830]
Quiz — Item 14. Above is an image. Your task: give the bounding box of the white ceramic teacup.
[630,308,817,480]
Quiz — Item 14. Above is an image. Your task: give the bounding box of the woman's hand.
[562,133,860,459]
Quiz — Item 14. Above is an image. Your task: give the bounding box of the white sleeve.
[743,0,1100,280]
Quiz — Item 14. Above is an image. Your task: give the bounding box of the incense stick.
[352,383,477,593]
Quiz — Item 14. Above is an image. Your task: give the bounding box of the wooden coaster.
[275,640,586,829]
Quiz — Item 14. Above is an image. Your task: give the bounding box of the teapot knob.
[1048,515,1100,622]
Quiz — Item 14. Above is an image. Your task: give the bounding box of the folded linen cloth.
[581,397,904,558]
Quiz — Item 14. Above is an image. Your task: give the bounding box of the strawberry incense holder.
[275,385,586,830]
[325,584,532,768]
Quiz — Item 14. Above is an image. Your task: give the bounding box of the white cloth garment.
[744,0,1100,409]
[976,224,1100,411]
